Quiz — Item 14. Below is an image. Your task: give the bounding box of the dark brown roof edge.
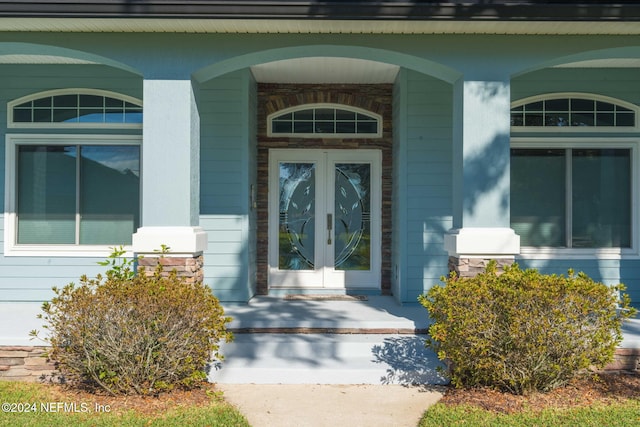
[0,1,639,21]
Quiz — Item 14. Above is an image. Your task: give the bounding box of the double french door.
[268,149,381,289]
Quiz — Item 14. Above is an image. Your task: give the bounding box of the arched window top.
[511,93,637,130]
[268,104,382,138]
[8,89,142,128]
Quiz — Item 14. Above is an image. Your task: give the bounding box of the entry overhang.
[0,1,638,22]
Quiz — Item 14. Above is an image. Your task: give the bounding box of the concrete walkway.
[219,384,445,427]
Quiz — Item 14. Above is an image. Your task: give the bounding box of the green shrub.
[419,262,636,395]
[32,249,233,395]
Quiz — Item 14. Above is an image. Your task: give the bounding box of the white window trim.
[4,134,141,257]
[267,103,382,139]
[511,92,639,133]
[8,88,143,130]
[512,137,640,260]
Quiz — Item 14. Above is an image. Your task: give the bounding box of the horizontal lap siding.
[199,70,253,302]
[199,216,246,291]
[404,70,453,302]
[0,65,141,302]
[513,68,640,308]
[512,68,640,106]
[518,259,640,308]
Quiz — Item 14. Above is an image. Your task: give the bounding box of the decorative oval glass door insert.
[279,162,316,270]
[334,163,370,270]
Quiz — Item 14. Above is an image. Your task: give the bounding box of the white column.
[132,79,206,255]
[446,75,519,263]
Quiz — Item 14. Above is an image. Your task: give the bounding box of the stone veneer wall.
[0,347,55,382]
[605,349,640,373]
[256,83,394,295]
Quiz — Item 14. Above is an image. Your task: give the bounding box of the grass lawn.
[420,400,640,427]
[0,381,250,427]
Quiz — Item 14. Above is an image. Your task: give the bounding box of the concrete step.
[210,297,448,385]
[209,333,448,385]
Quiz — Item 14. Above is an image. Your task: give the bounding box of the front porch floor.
[222,295,429,333]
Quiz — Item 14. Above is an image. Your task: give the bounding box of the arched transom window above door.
[267,104,382,138]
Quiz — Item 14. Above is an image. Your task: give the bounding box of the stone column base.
[132,226,207,284]
[448,256,515,278]
[138,255,204,284]
[445,227,520,278]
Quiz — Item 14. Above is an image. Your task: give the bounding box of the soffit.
[0,19,639,35]
[251,57,400,83]
[555,59,640,68]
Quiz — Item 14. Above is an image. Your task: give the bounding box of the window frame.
[4,134,142,257]
[511,92,638,133]
[267,103,383,139]
[511,137,639,260]
[8,88,142,129]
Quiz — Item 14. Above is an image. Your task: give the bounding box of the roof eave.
[0,1,639,22]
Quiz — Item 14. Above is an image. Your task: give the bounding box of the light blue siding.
[199,69,256,301]
[512,68,640,107]
[518,258,640,308]
[395,69,453,303]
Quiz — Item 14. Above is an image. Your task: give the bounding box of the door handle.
[327,213,332,245]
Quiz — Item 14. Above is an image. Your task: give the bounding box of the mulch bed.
[439,372,640,414]
[45,381,220,417]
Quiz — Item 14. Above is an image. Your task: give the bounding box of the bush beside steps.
[420,261,637,395]
[31,247,233,395]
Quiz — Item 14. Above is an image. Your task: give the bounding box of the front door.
[268,149,381,289]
